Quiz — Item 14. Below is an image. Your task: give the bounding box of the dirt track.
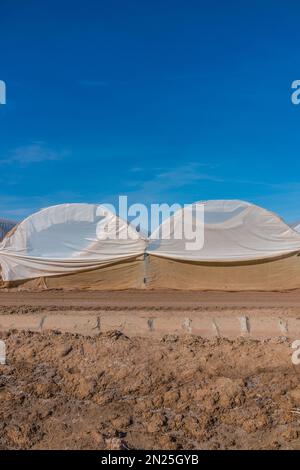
[2,289,300,308]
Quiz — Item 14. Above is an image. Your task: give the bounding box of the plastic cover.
[0,203,146,281]
[147,200,300,262]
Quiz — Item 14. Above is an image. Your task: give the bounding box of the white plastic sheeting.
[0,204,146,281]
[291,221,300,233]
[147,200,300,262]
[2,200,300,283]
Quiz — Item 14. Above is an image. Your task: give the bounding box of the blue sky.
[0,0,300,222]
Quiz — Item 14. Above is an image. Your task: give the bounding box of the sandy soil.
[2,289,300,308]
[0,329,300,450]
[1,290,300,450]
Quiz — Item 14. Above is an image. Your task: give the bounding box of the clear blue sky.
[1,0,300,222]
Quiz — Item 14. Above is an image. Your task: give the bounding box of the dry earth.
[1,290,300,450]
[2,289,300,308]
[0,330,300,450]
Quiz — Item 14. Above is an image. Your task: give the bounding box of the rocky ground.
[0,329,300,449]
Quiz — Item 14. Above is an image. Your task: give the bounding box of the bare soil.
[0,329,300,450]
[2,288,300,309]
[1,290,300,450]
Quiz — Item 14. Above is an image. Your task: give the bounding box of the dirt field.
[2,289,300,308]
[1,290,300,450]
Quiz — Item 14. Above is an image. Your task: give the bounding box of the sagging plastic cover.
[0,203,146,281]
[147,200,300,262]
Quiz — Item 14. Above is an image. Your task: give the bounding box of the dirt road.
[2,289,300,308]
